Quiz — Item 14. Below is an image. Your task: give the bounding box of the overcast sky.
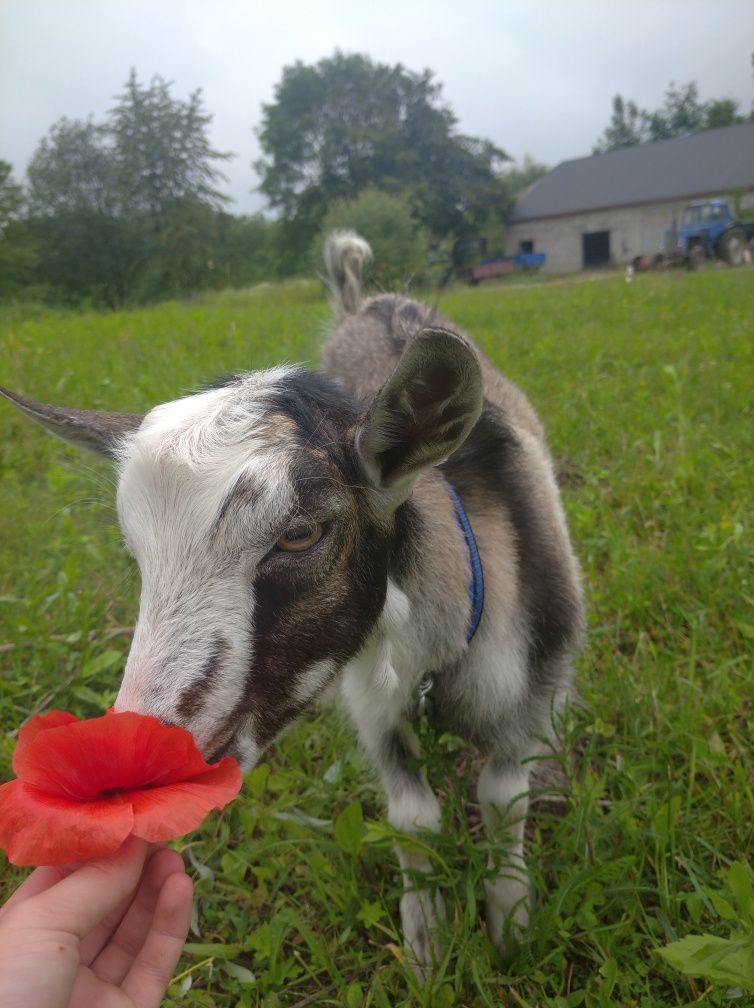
[1,0,752,215]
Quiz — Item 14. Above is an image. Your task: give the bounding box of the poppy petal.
[0,779,134,866]
[129,758,243,841]
[19,712,211,800]
[13,711,78,776]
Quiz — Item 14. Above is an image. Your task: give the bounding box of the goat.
[0,231,584,969]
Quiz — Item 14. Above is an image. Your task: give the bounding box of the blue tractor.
[673,198,754,267]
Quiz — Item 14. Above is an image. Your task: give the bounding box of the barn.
[505,122,754,273]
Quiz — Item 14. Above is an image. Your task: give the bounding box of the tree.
[702,98,745,130]
[27,118,114,217]
[0,162,36,297]
[23,71,233,306]
[646,82,706,141]
[593,96,648,153]
[646,82,746,137]
[0,161,25,237]
[25,121,130,304]
[256,52,509,255]
[593,74,749,154]
[499,156,548,203]
[110,70,231,219]
[217,214,285,287]
[413,132,509,240]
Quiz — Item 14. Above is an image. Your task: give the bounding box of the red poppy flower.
[0,710,242,866]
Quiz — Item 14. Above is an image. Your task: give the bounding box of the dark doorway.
[519,240,534,254]
[582,230,611,267]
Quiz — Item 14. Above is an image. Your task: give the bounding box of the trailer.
[468,252,546,284]
[435,240,548,290]
[438,238,546,287]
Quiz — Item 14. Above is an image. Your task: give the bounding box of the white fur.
[291,659,337,707]
[372,580,411,693]
[477,761,531,954]
[400,887,446,974]
[340,581,450,969]
[341,640,412,753]
[340,582,420,759]
[462,617,529,722]
[114,369,297,755]
[341,644,446,970]
[232,730,261,771]
[388,786,442,843]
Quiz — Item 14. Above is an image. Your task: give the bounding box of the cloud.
[1,0,751,214]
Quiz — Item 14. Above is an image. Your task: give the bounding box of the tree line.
[1,54,750,308]
[0,58,528,308]
[593,67,753,154]
[1,71,277,307]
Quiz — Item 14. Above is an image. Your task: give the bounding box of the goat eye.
[275,522,323,553]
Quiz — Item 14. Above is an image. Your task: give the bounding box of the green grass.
[1,269,752,1006]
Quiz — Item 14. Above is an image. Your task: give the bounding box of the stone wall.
[505,190,754,273]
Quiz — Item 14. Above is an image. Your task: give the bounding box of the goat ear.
[0,386,143,459]
[357,328,483,503]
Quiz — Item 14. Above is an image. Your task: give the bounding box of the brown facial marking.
[229,459,390,748]
[176,633,231,720]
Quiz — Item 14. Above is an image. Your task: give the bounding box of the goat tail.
[323,230,373,319]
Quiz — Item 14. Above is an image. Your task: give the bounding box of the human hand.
[0,835,193,1008]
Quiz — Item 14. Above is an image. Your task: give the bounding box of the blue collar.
[443,480,485,643]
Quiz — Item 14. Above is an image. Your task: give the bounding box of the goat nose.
[113,675,160,719]
[112,689,144,714]
[116,650,157,712]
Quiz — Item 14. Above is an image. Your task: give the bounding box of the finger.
[88,848,188,983]
[68,965,131,1008]
[121,872,193,1008]
[0,865,71,918]
[78,847,180,966]
[77,888,136,967]
[0,843,166,920]
[27,836,149,941]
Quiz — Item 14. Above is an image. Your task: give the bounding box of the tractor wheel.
[719,227,746,266]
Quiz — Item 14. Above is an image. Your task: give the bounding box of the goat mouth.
[206,732,237,765]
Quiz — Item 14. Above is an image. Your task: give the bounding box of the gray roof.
[511,122,754,221]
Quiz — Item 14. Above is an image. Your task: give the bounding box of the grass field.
[0,269,752,1007]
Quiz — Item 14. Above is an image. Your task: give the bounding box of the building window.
[582,230,611,268]
[519,240,534,254]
